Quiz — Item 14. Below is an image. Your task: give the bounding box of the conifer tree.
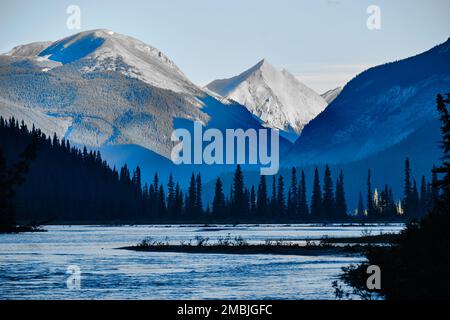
[419,175,427,216]
[250,186,256,215]
[52,133,59,148]
[388,187,396,217]
[298,170,309,217]
[412,179,419,217]
[196,173,203,215]
[257,175,268,216]
[277,175,285,215]
[159,186,166,215]
[152,173,160,214]
[149,184,156,214]
[434,94,450,202]
[335,170,347,218]
[244,188,250,215]
[379,185,388,217]
[212,178,225,216]
[0,148,12,228]
[120,164,131,184]
[167,174,175,215]
[270,175,277,215]
[367,169,376,219]
[322,165,335,218]
[288,167,298,215]
[403,158,413,217]
[174,183,183,216]
[431,166,439,206]
[0,138,37,229]
[132,166,142,191]
[82,146,88,159]
[357,191,365,218]
[232,165,245,214]
[188,173,197,215]
[311,168,322,218]
[153,173,159,194]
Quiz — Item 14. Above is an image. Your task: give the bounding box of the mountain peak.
[255,58,270,67]
[257,58,267,65]
[252,58,277,73]
[206,59,327,139]
[30,29,195,93]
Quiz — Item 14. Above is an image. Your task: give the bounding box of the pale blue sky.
[1,0,449,92]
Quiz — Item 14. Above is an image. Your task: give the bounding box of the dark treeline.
[358,158,438,221]
[0,115,433,226]
[210,159,433,221]
[209,165,347,221]
[0,116,146,225]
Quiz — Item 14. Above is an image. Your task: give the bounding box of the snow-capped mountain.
[287,38,450,165]
[37,29,197,94]
[206,59,327,141]
[321,87,342,104]
[0,29,289,159]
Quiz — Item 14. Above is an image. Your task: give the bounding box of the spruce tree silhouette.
[335,170,347,218]
[287,167,298,216]
[322,165,335,219]
[311,168,322,219]
[277,175,285,215]
[298,170,309,217]
[403,158,413,217]
[366,169,376,219]
[232,165,245,215]
[256,175,268,216]
[212,178,225,217]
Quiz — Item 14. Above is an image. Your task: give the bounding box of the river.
[0,224,403,300]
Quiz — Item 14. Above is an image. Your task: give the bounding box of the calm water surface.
[0,224,403,300]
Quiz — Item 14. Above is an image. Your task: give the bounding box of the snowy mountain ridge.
[35,29,198,95]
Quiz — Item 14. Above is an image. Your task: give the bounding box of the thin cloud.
[285,63,377,93]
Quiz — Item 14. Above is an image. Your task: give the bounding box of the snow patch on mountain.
[321,87,342,104]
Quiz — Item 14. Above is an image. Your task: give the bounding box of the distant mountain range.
[0,29,289,162]
[287,38,450,166]
[1,29,449,203]
[206,59,327,141]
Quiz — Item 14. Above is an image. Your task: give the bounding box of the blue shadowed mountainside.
[287,38,450,165]
[39,33,105,64]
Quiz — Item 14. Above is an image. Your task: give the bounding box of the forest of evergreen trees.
[341,93,450,300]
[0,115,436,228]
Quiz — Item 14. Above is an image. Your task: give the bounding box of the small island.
[120,234,398,256]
